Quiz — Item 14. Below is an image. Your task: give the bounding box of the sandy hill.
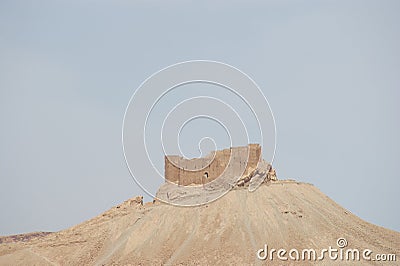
[0,180,399,265]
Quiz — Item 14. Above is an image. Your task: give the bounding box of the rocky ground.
[0,180,399,265]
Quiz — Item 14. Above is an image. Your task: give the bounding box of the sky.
[0,0,399,235]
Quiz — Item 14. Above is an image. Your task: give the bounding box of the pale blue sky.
[1,0,399,235]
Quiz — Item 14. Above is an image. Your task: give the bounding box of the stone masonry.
[164,144,261,186]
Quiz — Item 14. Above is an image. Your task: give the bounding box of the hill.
[0,180,398,265]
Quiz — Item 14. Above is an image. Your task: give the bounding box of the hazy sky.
[1,0,399,235]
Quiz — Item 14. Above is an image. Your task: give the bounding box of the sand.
[0,180,398,265]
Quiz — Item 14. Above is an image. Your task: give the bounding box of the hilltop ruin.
[157,144,277,205]
[164,144,262,186]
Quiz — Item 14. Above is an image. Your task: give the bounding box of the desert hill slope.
[0,180,398,265]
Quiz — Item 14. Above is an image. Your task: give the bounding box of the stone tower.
[164,144,261,186]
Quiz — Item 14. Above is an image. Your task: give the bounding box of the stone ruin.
[156,144,277,205]
[165,144,262,186]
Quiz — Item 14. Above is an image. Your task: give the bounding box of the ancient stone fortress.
[157,144,277,205]
[164,144,276,187]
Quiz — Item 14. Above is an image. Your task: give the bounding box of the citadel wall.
[164,144,261,186]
